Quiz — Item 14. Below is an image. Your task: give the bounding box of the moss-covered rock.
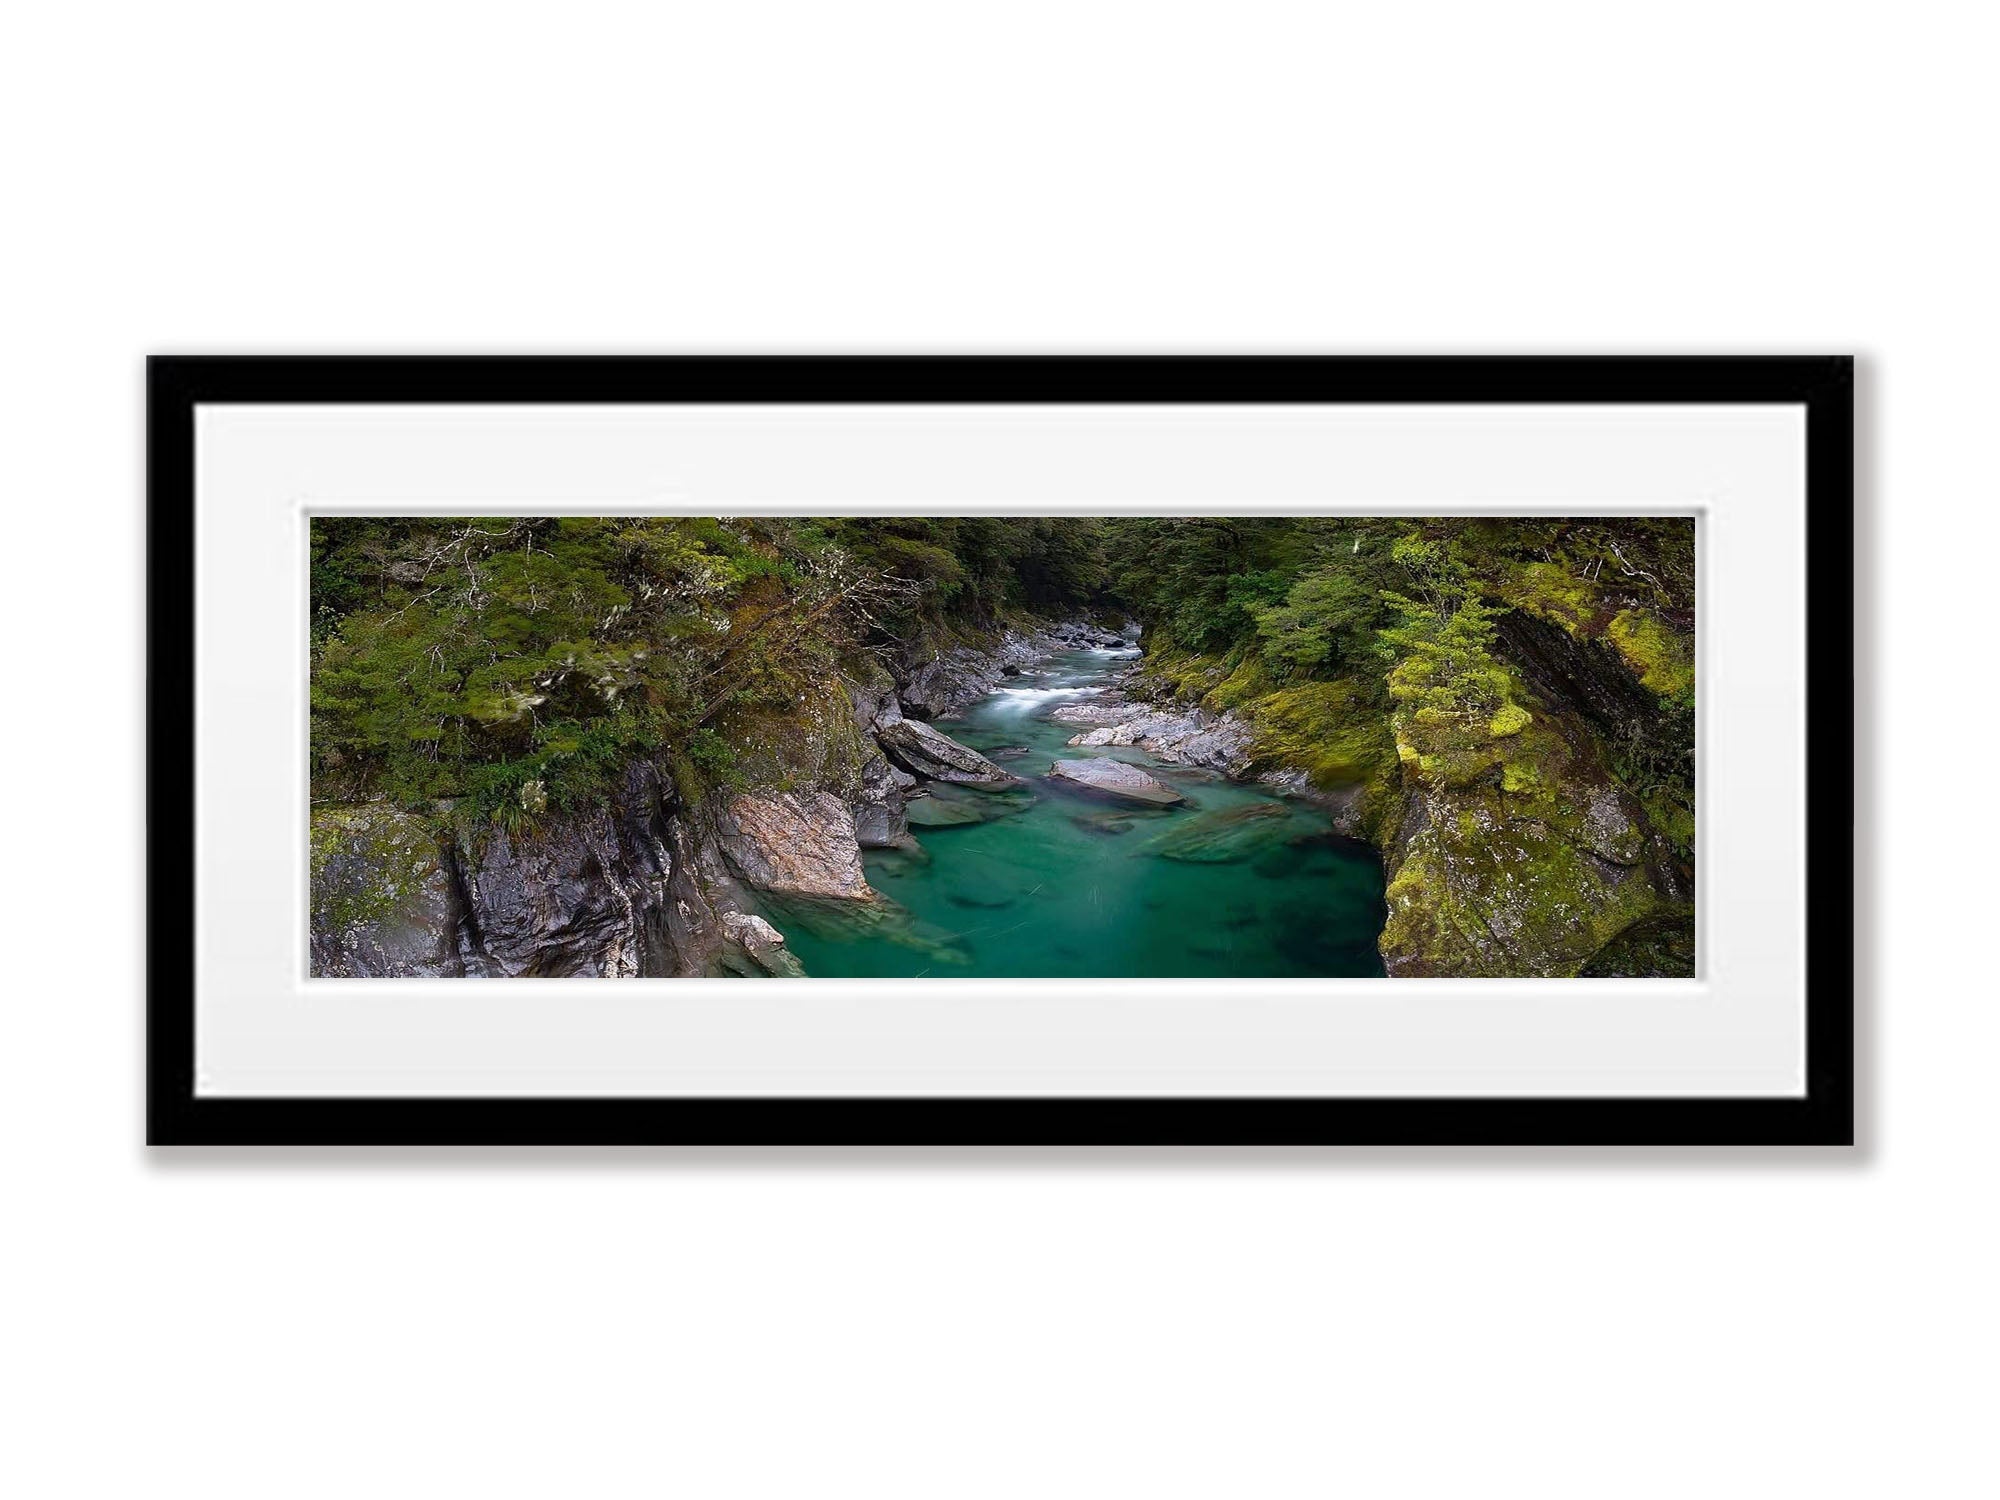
[1241,679,1401,844]
[1377,696,1671,977]
[309,804,457,976]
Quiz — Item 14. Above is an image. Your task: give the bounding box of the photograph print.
[309,515,1696,983]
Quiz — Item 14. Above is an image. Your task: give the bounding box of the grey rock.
[1060,704,1255,778]
[311,762,733,978]
[710,791,875,900]
[720,910,806,977]
[309,805,459,977]
[1045,758,1186,806]
[875,716,1024,788]
[853,749,917,847]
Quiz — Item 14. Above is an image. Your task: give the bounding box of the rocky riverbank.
[310,607,1692,982]
[1049,626,1695,977]
[309,618,1129,978]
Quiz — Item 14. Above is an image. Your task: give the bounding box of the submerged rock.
[943,884,1015,910]
[875,714,1024,788]
[1069,810,1137,836]
[1045,757,1186,806]
[761,891,973,966]
[904,784,1032,828]
[1142,801,1293,863]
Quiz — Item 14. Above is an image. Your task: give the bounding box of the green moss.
[1488,702,1532,738]
[1202,652,1279,714]
[1607,609,1695,706]
[1235,679,1401,845]
[712,673,869,795]
[1502,561,1601,634]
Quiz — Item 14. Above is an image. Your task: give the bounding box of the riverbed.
[772,648,1388,978]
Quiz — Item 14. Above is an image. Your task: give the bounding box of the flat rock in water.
[1045,757,1186,806]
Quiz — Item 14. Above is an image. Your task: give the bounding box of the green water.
[768,649,1388,978]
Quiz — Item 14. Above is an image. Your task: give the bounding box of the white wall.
[0,3,1985,1495]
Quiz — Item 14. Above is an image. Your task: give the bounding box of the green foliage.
[312,512,1697,875]
[1377,532,1520,777]
[310,515,1116,821]
[686,727,740,782]
[1253,556,1391,675]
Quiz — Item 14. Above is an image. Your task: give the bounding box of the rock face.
[305,616,1166,981]
[310,762,735,978]
[874,713,1023,788]
[1045,757,1186,806]
[309,806,461,977]
[1376,700,1682,978]
[1496,611,1665,745]
[710,791,875,899]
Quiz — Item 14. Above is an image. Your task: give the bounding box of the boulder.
[853,749,917,848]
[1045,758,1186,806]
[710,791,874,900]
[875,715,1023,788]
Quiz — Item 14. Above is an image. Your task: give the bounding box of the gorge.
[308,516,1695,980]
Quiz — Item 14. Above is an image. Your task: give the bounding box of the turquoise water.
[768,650,1388,978]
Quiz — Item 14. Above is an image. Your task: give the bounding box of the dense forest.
[310,515,1695,978]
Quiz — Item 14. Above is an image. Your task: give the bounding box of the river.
[769,647,1388,978]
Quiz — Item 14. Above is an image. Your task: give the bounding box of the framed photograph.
[148,356,1852,1145]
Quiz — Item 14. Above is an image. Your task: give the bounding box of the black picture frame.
[147,355,1854,1147]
